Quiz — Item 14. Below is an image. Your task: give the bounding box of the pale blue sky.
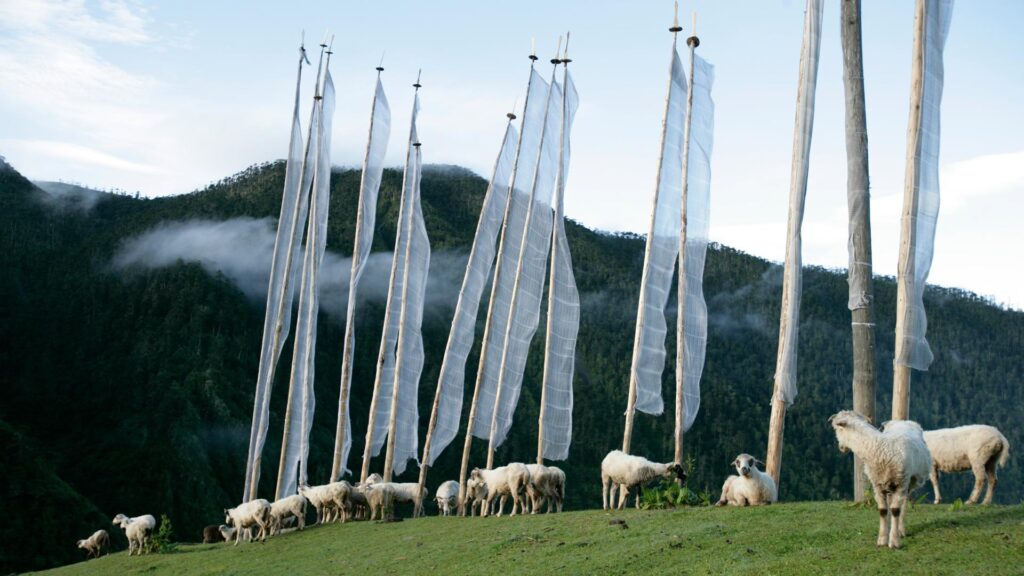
[1,1,1022,307]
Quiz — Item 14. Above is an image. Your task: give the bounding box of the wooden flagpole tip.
[687,36,700,47]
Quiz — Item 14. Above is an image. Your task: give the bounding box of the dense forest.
[1,157,1021,572]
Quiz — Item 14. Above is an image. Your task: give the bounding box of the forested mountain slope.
[1,158,1020,572]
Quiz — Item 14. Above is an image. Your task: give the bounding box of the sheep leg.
[616,485,628,510]
[873,487,889,547]
[983,457,998,505]
[966,463,986,504]
[887,492,904,549]
[929,465,942,504]
[602,476,609,510]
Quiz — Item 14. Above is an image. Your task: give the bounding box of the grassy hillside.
[36,503,1024,576]
[2,158,1022,572]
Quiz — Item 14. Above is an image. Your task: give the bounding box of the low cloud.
[111,217,468,320]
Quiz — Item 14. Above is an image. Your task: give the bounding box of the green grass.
[38,502,1024,576]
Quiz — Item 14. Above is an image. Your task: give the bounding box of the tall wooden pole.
[674,25,699,473]
[765,0,822,491]
[485,47,561,471]
[331,67,385,483]
[538,38,573,466]
[893,0,926,422]
[457,56,538,516]
[840,0,877,501]
[383,78,423,483]
[623,10,682,456]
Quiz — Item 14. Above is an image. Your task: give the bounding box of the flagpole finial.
[320,29,329,48]
[687,11,699,47]
[561,31,572,64]
[508,96,518,121]
[377,51,385,73]
[551,35,563,65]
[414,69,422,89]
[326,34,335,55]
[530,37,538,62]
[413,142,422,148]
[670,1,682,33]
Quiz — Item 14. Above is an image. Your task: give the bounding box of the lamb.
[76,529,109,559]
[829,410,931,549]
[600,450,686,510]
[922,425,1010,505]
[715,454,777,506]
[365,483,396,521]
[112,514,156,556]
[434,480,459,516]
[269,494,308,534]
[465,477,488,516]
[471,463,531,517]
[218,524,239,542]
[223,499,272,545]
[525,464,566,514]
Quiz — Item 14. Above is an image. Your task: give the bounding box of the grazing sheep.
[365,483,396,521]
[830,411,931,549]
[435,480,459,516]
[224,499,272,545]
[922,425,1010,505]
[269,494,308,534]
[715,454,777,506]
[298,484,335,524]
[525,464,566,514]
[600,450,686,510]
[76,529,109,559]
[370,482,430,517]
[112,514,156,556]
[471,463,531,517]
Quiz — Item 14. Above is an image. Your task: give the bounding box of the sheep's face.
[76,540,86,549]
[365,473,383,485]
[223,509,234,524]
[731,454,763,478]
[828,410,866,454]
[112,514,128,527]
[666,463,688,483]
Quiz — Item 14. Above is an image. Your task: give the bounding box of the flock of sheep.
[77,416,1009,560]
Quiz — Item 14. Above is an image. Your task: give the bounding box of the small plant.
[638,461,712,511]
[950,498,965,512]
[147,514,177,554]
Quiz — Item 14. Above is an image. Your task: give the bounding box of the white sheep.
[600,450,686,510]
[525,464,566,514]
[223,499,272,545]
[218,524,241,542]
[435,480,459,516]
[922,424,1010,505]
[112,514,156,556]
[298,484,335,524]
[830,411,931,549]
[269,494,307,534]
[465,477,488,516]
[370,482,430,517]
[715,453,777,506]
[365,483,396,521]
[76,529,110,559]
[471,463,530,517]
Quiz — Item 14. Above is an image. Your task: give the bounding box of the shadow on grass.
[911,504,1024,536]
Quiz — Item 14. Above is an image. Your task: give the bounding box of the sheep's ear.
[731,458,739,468]
[755,459,765,469]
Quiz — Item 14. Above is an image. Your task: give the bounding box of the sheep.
[600,450,686,510]
[202,524,227,544]
[470,463,531,517]
[298,484,335,524]
[922,425,1010,505]
[715,454,777,507]
[269,494,308,534]
[465,477,488,516]
[525,464,566,514]
[223,499,272,545]
[112,514,156,556]
[435,480,460,516]
[369,482,430,517]
[365,483,396,521]
[829,411,931,549]
[218,524,240,542]
[76,529,109,559]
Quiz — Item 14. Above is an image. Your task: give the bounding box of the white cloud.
[0,139,160,174]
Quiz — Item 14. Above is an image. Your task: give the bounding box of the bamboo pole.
[538,36,572,466]
[331,67,386,483]
[840,0,877,501]
[624,10,682,456]
[486,47,562,471]
[674,26,699,474]
[275,43,329,499]
[765,0,822,491]
[457,56,539,516]
[360,81,420,483]
[245,41,320,502]
[893,0,926,422]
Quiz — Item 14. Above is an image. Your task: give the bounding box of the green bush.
[147,514,177,554]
